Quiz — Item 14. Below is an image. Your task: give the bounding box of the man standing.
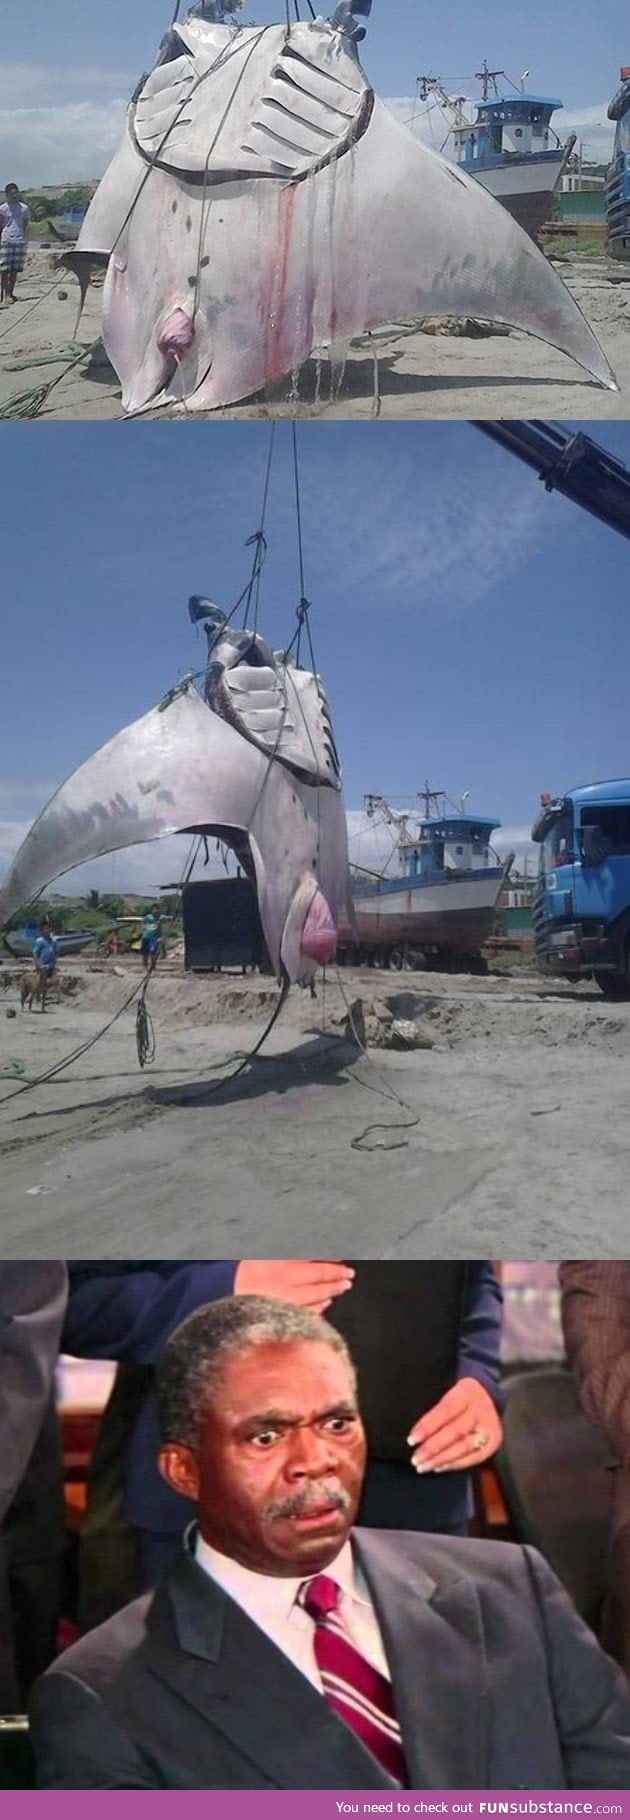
[32,919,58,991]
[63,1260,502,1606]
[0,184,30,304]
[140,906,161,974]
[31,1296,630,1789]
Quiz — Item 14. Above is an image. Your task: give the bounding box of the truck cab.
[607,67,630,259]
[532,780,630,997]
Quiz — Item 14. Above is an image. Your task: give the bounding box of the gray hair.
[157,1294,356,1447]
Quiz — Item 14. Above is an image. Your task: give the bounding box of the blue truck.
[532,780,630,999]
[607,66,630,259]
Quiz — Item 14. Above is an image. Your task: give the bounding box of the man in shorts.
[32,919,58,987]
[141,905,161,974]
[0,184,30,303]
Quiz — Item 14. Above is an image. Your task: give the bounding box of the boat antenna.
[475,60,504,100]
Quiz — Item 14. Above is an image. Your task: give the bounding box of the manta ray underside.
[0,613,351,989]
[68,3,615,412]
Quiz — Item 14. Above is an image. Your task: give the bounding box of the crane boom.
[476,420,630,541]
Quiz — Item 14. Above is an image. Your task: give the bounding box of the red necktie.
[300,1574,407,1785]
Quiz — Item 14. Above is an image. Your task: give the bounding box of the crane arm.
[476,420,630,541]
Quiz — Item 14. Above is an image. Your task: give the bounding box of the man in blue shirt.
[32,919,58,982]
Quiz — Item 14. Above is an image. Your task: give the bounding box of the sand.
[1,247,629,423]
[0,958,628,1257]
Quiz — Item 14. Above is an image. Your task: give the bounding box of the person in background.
[63,1260,502,1613]
[0,1265,68,1710]
[32,918,58,989]
[31,1297,630,1790]
[0,184,30,304]
[501,1261,564,1370]
[560,1261,630,1676]
[140,905,161,974]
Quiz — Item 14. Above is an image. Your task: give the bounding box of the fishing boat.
[3,924,97,959]
[344,789,513,967]
[417,65,576,241]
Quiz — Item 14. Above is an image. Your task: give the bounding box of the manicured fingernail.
[413,1461,432,1475]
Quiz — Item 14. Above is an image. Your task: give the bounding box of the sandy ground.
[0,958,628,1257]
[1,247,629,422]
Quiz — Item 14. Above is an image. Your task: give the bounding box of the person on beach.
[32,918,58,987]
[0,184,30,303]
[30,1296,630,1790]
[140,905,161,974]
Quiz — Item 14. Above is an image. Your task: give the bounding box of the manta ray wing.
[0,687,350,986]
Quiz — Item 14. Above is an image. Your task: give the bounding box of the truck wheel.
[389,948,405,971]
[595,952,630,1001]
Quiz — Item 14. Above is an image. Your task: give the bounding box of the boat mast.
[475,60,506,101]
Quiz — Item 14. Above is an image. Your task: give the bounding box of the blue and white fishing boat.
[346,789,512,967]
[3,924,97,959]
[417,66,576,241]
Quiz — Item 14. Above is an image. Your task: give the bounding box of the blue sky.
[0,418,628,895]
[1,0,623,184]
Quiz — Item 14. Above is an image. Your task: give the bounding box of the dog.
[20,969,62,1012]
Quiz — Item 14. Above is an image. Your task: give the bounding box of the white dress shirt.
[194,1531,392,1693]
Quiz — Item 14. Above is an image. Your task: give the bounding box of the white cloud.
[0,98,127,188]
[493,825,537,872]
[0,805,540,904]
[1,60,615,193]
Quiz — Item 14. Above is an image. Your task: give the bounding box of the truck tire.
[595,946,630,1001]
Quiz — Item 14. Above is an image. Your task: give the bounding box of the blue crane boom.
[476,419,630,541]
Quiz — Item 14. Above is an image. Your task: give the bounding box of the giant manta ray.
[70,0,614,413]
[0,609,351,988]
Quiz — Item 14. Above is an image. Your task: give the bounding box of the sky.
[0,0,623,186]
[0,418,628,898]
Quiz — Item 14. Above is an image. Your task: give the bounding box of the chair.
[0,1718,35,1789]
[496,1366,613,1631]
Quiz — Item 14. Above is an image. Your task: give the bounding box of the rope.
[0,975,147,1109]
[4,341,85,372]
[171,974,290,1104]
[136,990,156,1068]
[332,966,422,1153]
[243,423,276,632]
[0,277,62,344]
[190,30,270,329]
[0,341,91,421]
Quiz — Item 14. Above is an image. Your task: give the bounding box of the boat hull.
[347,871,505,957]
[4,929,96,959]
[473,152,570,241]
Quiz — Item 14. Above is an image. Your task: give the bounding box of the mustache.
[267,1483,352,1521]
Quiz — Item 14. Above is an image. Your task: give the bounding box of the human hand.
[407,1378,503,1473]
[234,1259,355,1313]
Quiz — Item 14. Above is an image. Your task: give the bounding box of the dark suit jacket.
[0,1264,68,1710]
[64,1263,502,1535]
[29,1530,630,1790]
[560,1262,630,1675]
[560,1262,630,1463]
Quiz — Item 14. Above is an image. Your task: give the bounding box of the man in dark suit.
[560,1261,630,1676]
[64,1259,502,1606]
[31,1294,630,1789]
[0,1264,68,1710]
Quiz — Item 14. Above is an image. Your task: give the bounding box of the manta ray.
[69,0,615,413]
[0,607,351,989]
